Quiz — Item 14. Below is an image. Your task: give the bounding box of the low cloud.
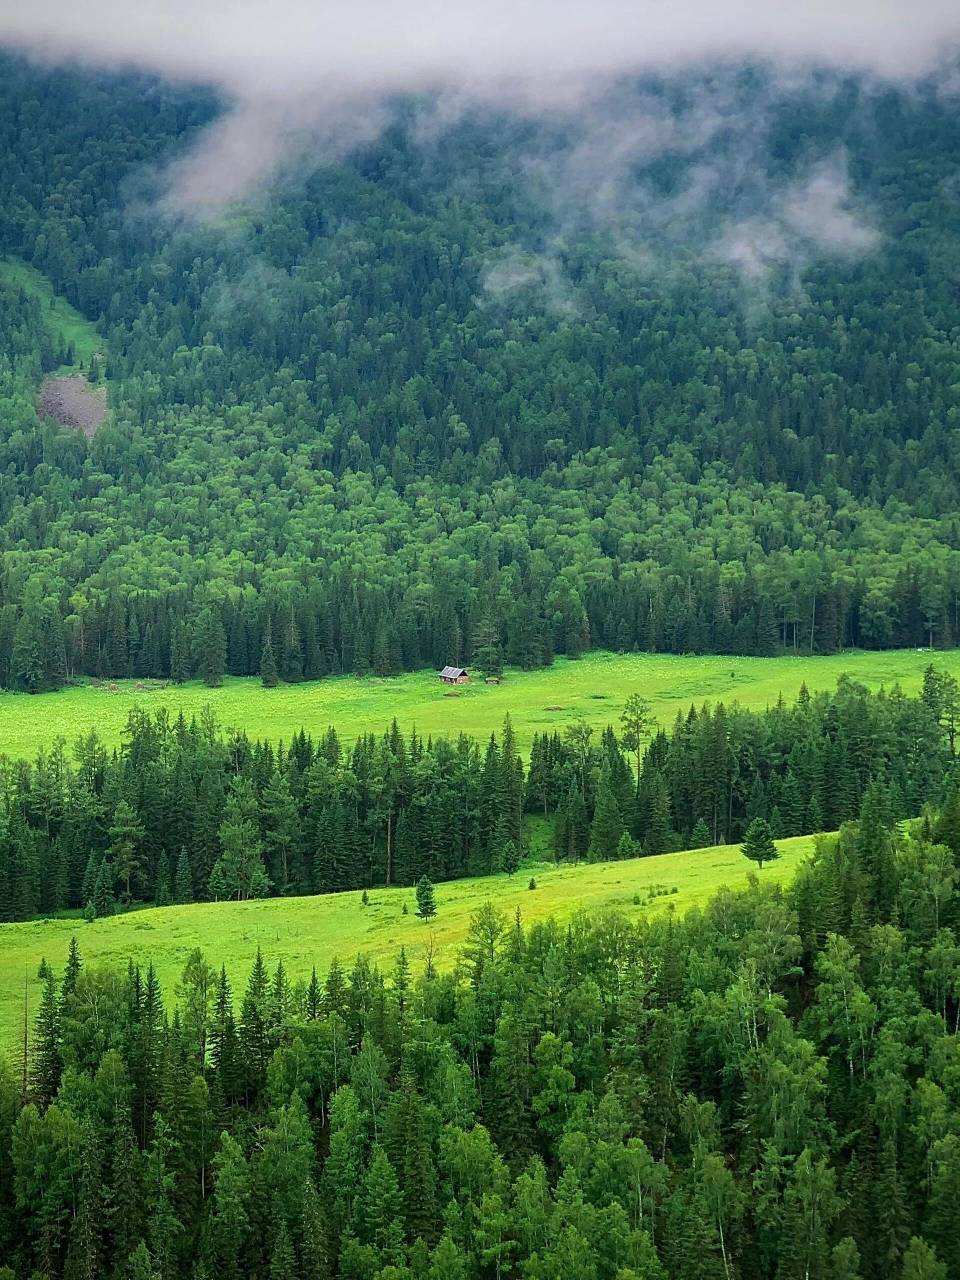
[2,1,960,215]
[715,152,880,281]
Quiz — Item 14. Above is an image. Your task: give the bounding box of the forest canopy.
[1,60,960,687]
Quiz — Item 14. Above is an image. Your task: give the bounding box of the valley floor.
[0,647,954,759]
[0,833,817,1051]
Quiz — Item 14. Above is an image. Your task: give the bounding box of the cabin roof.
[440,666,468,678]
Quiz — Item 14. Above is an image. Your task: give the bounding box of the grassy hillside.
[0,833,817,1052]
[0,255,105,373]
[0,647,953,761]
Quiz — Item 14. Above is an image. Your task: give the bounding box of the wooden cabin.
[439,666,470,685]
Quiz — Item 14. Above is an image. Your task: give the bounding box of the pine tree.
[31,966,62,1106]
[270,1221,297,1280]
[66,1120,105,1280]
[109,799,145,902]
[499,840,520,876]
[360,1145,405,1254]
[92,857,115,918]
[689,818,711,849]
[588,770,625,862]
[260,636,279,688]
[300,1177,330,1280]
[415,876,437,921]
[170,621,190,684]
[10,607,46,693]
[174,848,194,904]
[902,1238,948,1280]
[742,817,779,870]
[620,693,654,798]
[192,608,227,688]
[124,1242,160,1280]
[209,778,271,901]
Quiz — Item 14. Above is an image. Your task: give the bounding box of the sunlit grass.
[0,833,817,1051]
[0,255,106,374]
[0,647,953,761]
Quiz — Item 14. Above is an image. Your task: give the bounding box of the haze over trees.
[1,59,960,689]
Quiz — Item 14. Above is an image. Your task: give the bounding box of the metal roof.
[440,666,468,678]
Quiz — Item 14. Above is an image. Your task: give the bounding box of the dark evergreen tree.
[415,876,437,921]
[741,817,779,870]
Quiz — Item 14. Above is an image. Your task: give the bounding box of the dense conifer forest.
[3,60,960,689]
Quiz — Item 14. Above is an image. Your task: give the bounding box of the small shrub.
[361,889,369,906]
[528,877,537,890]
[401,902,408,915]
[670,886,679,895]
[632,892,641,905]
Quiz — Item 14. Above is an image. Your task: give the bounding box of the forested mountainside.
[6,783,960,1280]
[1,669,957,919]
[3,61,960,690]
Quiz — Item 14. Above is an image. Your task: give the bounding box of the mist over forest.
[4,6,960,1280]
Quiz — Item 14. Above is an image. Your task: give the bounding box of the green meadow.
[1,255,107,374]
[0,647,954,761]
[0,833,817,1051]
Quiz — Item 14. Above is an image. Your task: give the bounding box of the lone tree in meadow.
[742,817,779,870]
[415,875,437,921]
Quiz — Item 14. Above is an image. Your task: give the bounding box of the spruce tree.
[10,608,46,693]
[62,936,82,1001]
[689,818,711,849]
[154,851,172,907]
[124,1242,160,1280]
[192,608,227,688]
[415,876,437,921]
[169,621,190,684]
[499,841,520,877]
[360,1145,405,1254]
[174,848,194,904]
[300,1177,330,1280]
[269,1221,297,1280]
[260,636,279,688]
[31,966,62,1107]
[92,858,115,918]
[588,770,625,862]
[66,1120,105,1280]
[643,774,674,856]
[742,817,779,870]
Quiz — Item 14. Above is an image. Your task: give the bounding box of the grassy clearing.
[0,255,106,374]
[0,834,817,1051]
[0,647,955,762]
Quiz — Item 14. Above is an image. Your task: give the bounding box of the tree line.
[7,774,960,1276]
[0,667,957,923]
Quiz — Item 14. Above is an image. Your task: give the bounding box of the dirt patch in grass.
[39,375,107,436]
